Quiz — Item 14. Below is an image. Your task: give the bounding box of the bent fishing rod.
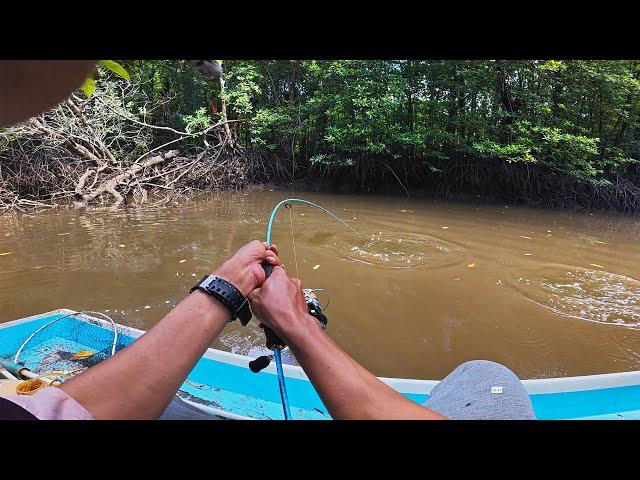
[247,198,361,420]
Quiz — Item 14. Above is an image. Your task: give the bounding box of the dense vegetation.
[2,60,640,211]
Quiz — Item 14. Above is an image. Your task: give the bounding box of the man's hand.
[213,241,280,297]
[248,266,319,345]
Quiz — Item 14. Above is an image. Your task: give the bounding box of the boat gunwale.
[2,309,640,396]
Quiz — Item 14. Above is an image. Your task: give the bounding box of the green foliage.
[99,60,131,81]
[80,77,96,97]
[102,59,640,188]
[80,60,130,98]
[183,107,212,134]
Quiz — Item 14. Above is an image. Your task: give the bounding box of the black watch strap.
[190,275,252,325]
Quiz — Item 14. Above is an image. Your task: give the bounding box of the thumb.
[248,287,261,304]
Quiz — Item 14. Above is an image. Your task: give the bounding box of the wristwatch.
[190,274,252,325]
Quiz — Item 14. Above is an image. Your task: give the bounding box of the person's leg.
[424,360,536,420]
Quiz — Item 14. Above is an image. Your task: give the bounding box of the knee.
[452,360,521,382]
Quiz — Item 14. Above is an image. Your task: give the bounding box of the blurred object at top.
[188,60,223,78]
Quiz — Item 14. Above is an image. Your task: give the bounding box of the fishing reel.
[248,288,328,373]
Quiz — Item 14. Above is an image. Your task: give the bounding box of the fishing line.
[287,204,300,279]
[265,198,362,246]
[263,198,361,420]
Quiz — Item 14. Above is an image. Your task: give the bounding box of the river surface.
[1,191,640,380]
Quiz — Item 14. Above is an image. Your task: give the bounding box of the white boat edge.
[2,308,640,399]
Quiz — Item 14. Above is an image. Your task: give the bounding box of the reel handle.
[248,355,272,373]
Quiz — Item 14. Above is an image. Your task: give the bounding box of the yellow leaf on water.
[300,213,305,216]
[118,244,126,248]
[524,253,533,256]
[590,263,605,269]
[70,350,94,361]
[0,252,13,256]
[4,233,10,237]
[400,209,408,212]
[467,263,476,268]
[442,226,449,229]
[179,259,186,263]
[453,277,461,281]
[27,224,33,227]
[57,232,70,236]
[520,236,533,240]
[313,264,320,270]
[594,240,606,245]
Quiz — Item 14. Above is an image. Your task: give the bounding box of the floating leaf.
[520,236,533,240]
[0,252,13,256]
[453,277,461,281]
[57,232,70,236]
[590,263,605,269]
[594,240,606,245]
[467,263,476,268]
[4,233,10,237]
[524,253,533,256]
[400,209,408,212]
[442,226,449,229]
[179,259,186,263]
[70,350,94,361]
[313,264,320,270]
[118,244,126,248]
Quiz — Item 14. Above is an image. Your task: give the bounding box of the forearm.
[61,290,229,419]
[288,316,446,420]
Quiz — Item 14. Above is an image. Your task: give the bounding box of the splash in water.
[511,264,640,329]
[345,231,467,270]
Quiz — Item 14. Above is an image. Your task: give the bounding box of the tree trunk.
[218,61,233,146]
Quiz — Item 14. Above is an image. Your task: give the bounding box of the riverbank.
[2,150,640,215]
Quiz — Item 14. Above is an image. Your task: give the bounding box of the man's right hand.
[248,266,319,346]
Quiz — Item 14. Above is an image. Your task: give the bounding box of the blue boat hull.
[1,310,639,420]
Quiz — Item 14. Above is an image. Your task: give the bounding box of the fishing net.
[4,311,132,382]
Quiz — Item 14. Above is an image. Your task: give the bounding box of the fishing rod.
[249,198,361,420]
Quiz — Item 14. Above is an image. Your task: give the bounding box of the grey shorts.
[424,360,536,420]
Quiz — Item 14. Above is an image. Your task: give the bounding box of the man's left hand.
[213,240,280,297]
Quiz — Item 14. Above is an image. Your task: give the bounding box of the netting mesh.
[7,312,133,382]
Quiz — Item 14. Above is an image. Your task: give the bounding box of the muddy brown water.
[1,191,640,380]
